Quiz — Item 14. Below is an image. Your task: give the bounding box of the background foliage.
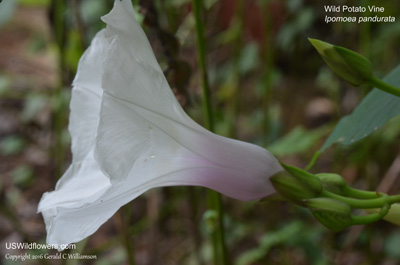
[0,0,400,264]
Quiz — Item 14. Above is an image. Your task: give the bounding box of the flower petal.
[38,30,111,247]
[38,0,283,248]
[69,30,106,163]
[95,0,282,199]
[38,152,111,246]
[38,30,109,213]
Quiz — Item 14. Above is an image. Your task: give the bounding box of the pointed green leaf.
[321,65,400,151]
[267,126,329,157]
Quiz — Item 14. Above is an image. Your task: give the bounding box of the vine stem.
[343,186,384,199]
[322,190,400,209]
[352,204,389,225]
[191,0,228,264]
[305,152,321,170]
[368,76,400,97]
[51,0,67,181]
[122,204,135,265]
[261,0,274,145]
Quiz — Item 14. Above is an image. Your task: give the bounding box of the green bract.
[309,38,372,86]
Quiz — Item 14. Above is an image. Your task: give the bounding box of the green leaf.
[321,64,400,151]
[0,76,11,96]
[235,222,303,265]
[268,126,329,157]
[0,136,25,155]
[239,42,259,74]
[384,231,400,259]
[0,0,17,29]
[20,93,47,122]
[12,165,34,188]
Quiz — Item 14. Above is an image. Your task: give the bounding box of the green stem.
[228,0,244,138]
[207,191,227,265]
[188,187,205,265]
[322,190,400,209]
[343,186,384,199]
[122,204,135,265]
[192,1,227,264]
[192,0,213,131]
[352,212,385,225]
[352,204,390,225]
[368,76,400,97]
[360,0,371,58]
[51,0,68,180]
[305,152,321,170]
[71,0,87,49]
[261,0,274,145]
[387,195,400,204]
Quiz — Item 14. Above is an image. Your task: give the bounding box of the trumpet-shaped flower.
[38,0,282,247]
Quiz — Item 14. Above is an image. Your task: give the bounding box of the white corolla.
[38,0,282,247]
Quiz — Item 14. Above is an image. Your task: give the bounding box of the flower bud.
[270,171,320,203]
[316,173,346,195]
[305,198,352,232]
[309,38,372,86]
[281,163,323,195]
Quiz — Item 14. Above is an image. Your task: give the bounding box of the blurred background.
[1,0,400,264]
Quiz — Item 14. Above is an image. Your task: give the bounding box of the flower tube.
[38,0,282,247]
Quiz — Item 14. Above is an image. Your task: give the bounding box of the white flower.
[38,0,282,248]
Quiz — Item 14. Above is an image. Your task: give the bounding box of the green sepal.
[270,172,319,204]
[305,198,352,232]
[334,46,372,81]
[280,163,323,195]
[309,38,372,86]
